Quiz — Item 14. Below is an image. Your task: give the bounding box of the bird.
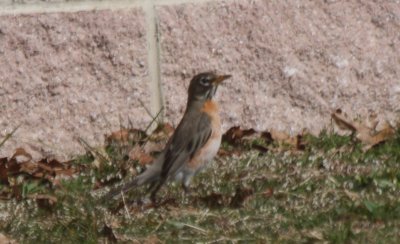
[105,72,231,202]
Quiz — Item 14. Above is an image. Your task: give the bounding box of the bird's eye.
[199,77,211,86]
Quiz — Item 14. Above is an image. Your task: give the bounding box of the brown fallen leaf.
[222,126,257,145]
[268,129,306,150]
[37,161,54,173]
[106,128,147,145]
[148,123,174,142]
[331,109,357,132]
[0,158,8,184]
[46,158,66,170]
[2,147,80,192]
[142,140,165,155]
[222,126,306,154]
[262,187,274,198]
[108,129,129,143]
[6,158,21,176]
[332,110,395,151]
[54,167,76,177]
[19,161,39,175]
[217,148,241,157]
[361,122,395,151]
[11,147,32,163]
[269,130,291,142]
[129,145,154,166]
[18,158,76,181]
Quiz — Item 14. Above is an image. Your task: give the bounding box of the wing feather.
[160,111,212,179]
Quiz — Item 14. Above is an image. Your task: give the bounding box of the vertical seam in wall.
[144,0,164,123]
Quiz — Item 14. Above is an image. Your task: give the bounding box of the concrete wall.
[1,0,399,159]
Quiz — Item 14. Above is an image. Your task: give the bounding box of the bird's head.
[187,72,231,103]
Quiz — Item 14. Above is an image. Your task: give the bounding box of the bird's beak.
[212,74,232,85]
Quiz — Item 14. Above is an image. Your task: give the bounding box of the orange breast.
[201,100,219,115]
[187,100,222,170]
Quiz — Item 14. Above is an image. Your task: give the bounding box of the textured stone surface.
[2,0,78,3]
[1,0,400,160]
[0,9,150,159]
[158,0,400,133]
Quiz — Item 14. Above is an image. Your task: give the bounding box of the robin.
[105,72,231,202]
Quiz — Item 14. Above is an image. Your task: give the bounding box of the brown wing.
[160,111,212,179]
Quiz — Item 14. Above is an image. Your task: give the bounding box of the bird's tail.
[103,178,139,200]
[103,163,161,200]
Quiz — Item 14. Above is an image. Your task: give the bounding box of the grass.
[1,129,400,243]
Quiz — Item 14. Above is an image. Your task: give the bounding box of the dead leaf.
[19,161,38,175]
[361,122,395,151]
[0,158,8,184]
[222,126,257,145]
[108,129,130,143]
[270,130,290,141]
[262,188,274,198]
[260,131,273,144]
[217,148,241,157]
[270,130,294,145]
[46,158,66,170]
[332,110,395,150]
[149,123,174,142]
[129,145,154,166]
[230,186,254,208]
[222,126,306,154]
[106,128,147,145]
[6,158,21,175]
[11,147,32,163]
[55,167,76,177]
[222,126,268,154]
[0,148,79,196]
[332,109,357,131]
[268,129,306,150]
[142,140,165,155]
[37,161,54,173]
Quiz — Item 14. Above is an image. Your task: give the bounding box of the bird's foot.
[181,184,192,204]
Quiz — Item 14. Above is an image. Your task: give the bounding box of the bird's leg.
[182,175,194,196]
[181,182,191,196]
[135,182,157,205]
[146,182,157,194]
[149,180,165,204]
[181,176,194,204]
